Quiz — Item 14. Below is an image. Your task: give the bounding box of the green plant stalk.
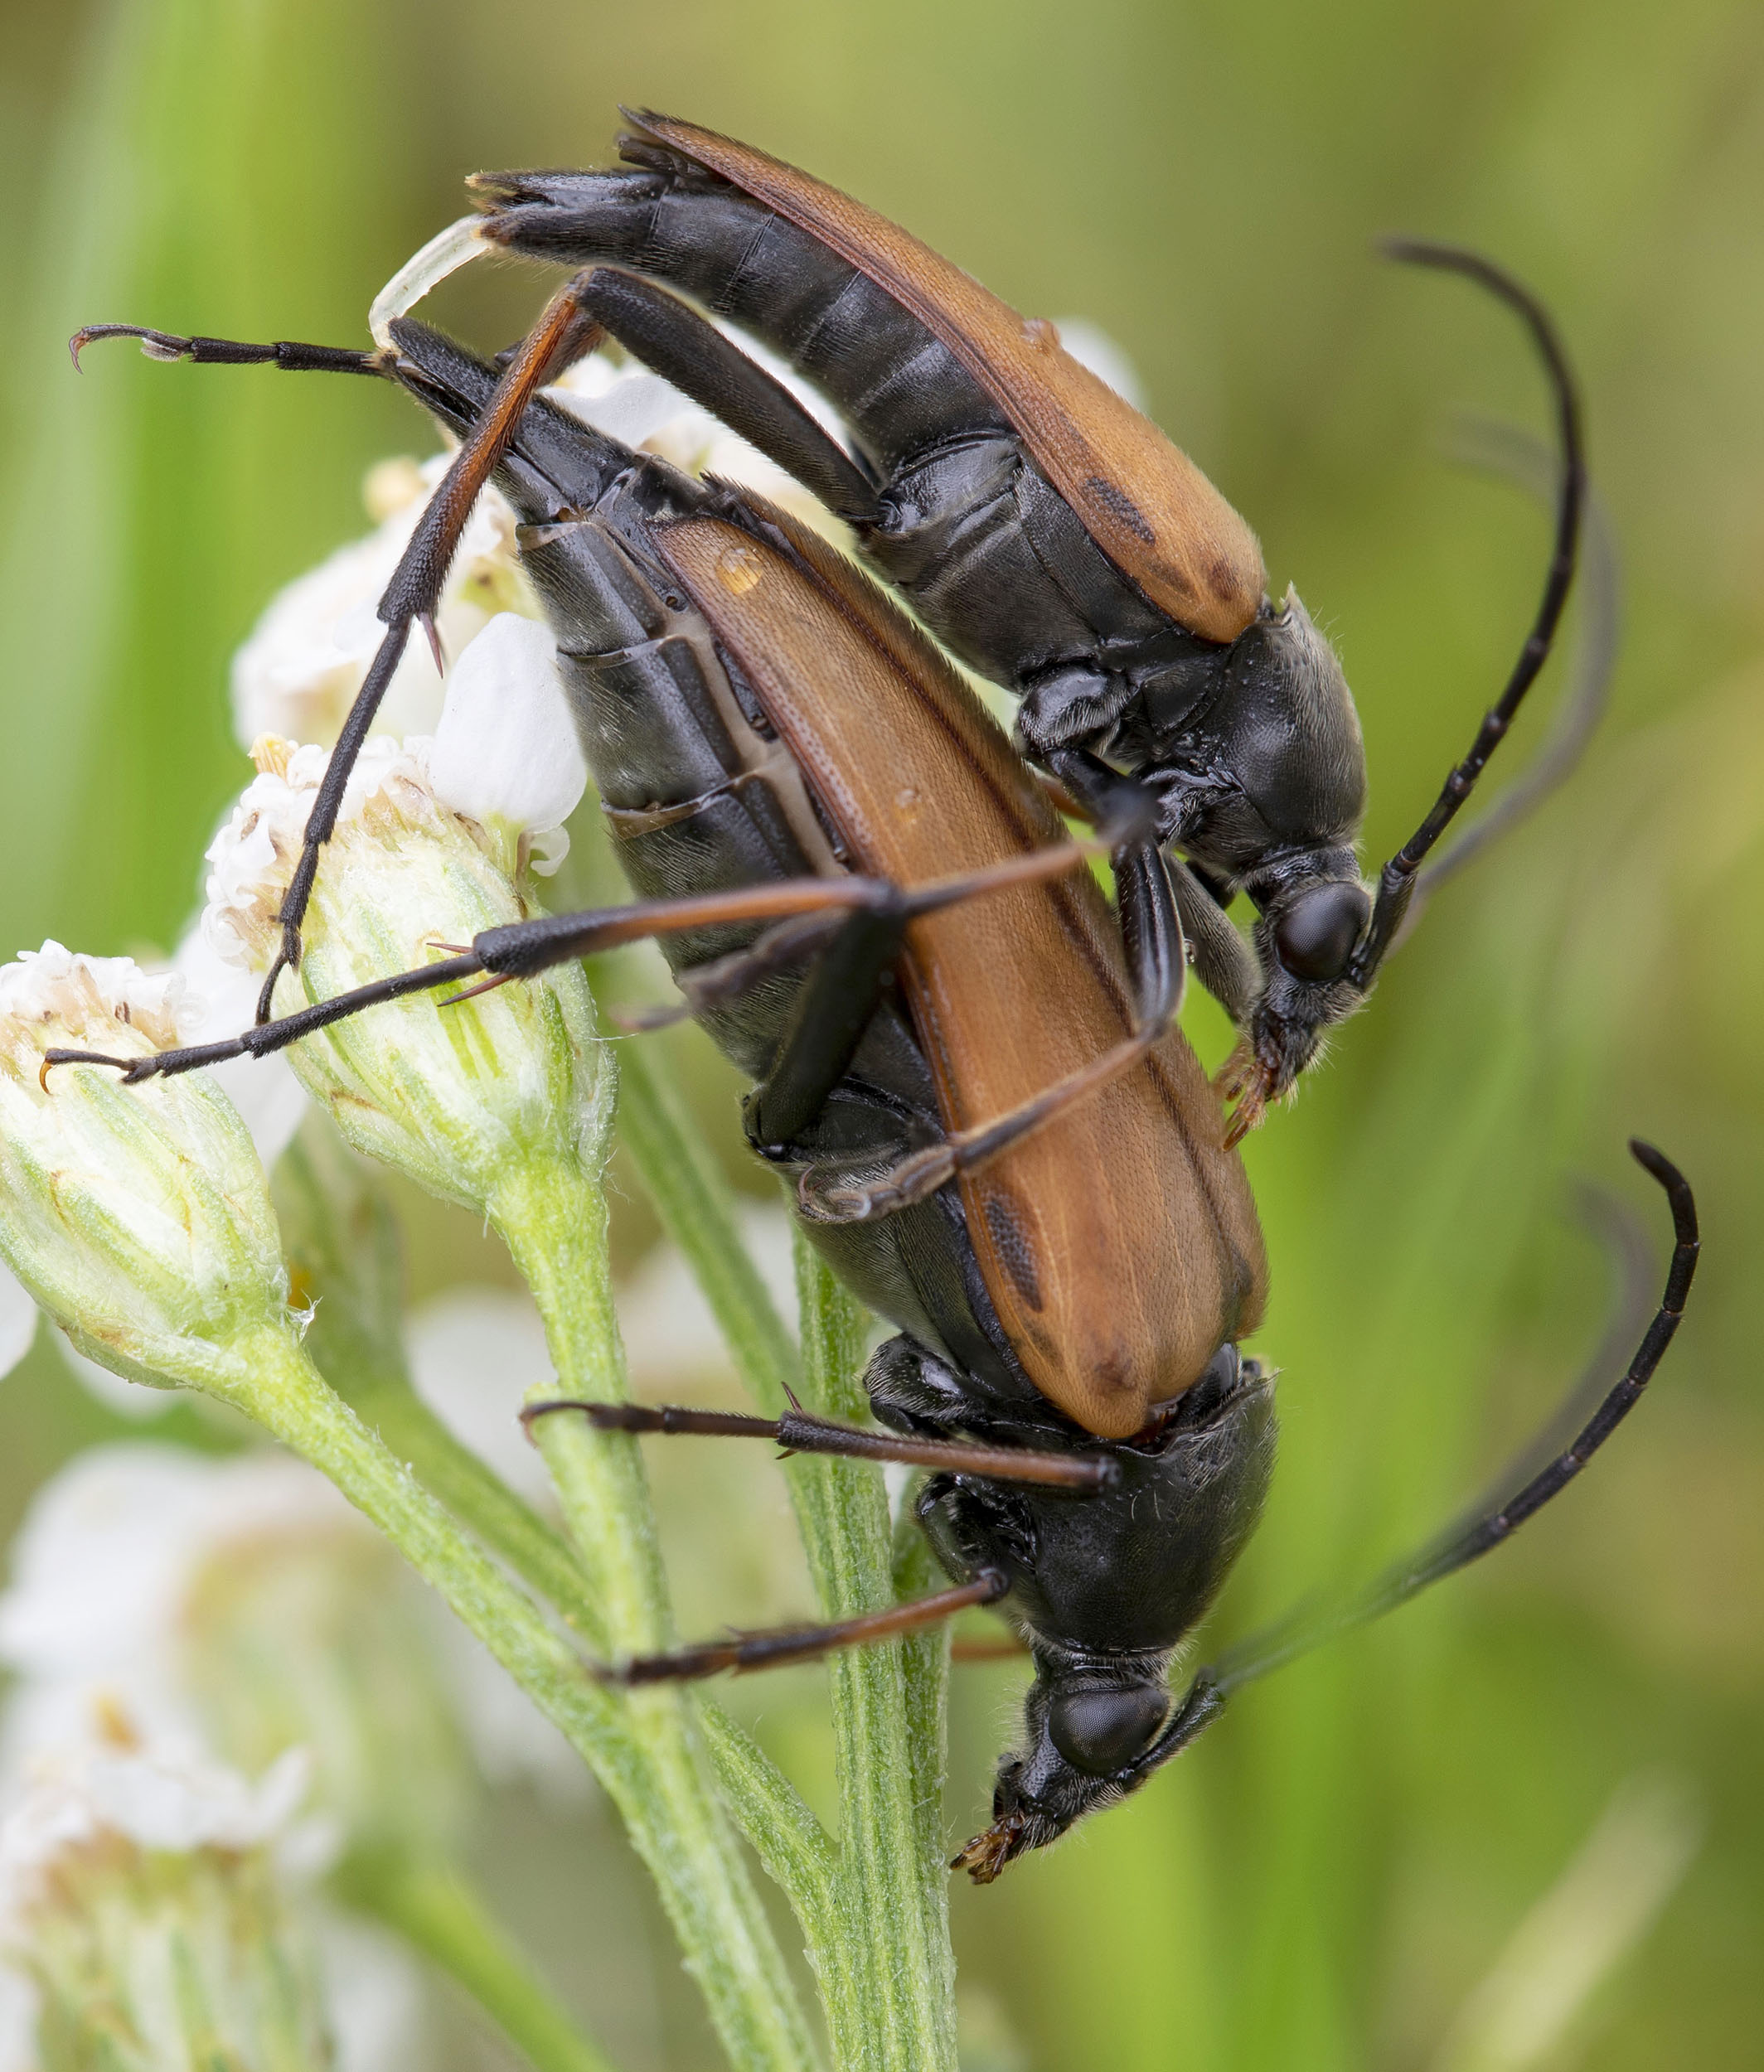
[274,1121,602,1641]
[487,1150,818,2072]
[350,1857,619,2072]
[348,1372,604,1648]
[279,1092,836,2005]
[206,1323,814,2072]
[792,1241,957,2072]
[608,1037,958,2071]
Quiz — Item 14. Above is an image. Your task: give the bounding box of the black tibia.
[1167,855,1262,1026]
[952,1140,1698,1883]
[42,954,484,1084]
[744,903,908,1149]
[1112,842,1185,1030]
[45,853,1084,1085]
[594,1576,1007,1686]
[569,268,880,521]
[70,283,608,1024]
[521,1397,1121,1492]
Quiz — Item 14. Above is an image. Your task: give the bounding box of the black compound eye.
[1272,881,1370,982]
[1047,1686,1170,1776]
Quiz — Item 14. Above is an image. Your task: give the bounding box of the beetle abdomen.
[477,161,1006,477]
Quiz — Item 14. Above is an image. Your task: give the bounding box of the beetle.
[53,311,1694,1880]
[72,119,1584,1142]
[448,112,1587,1140]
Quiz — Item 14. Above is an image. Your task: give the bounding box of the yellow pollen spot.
[715,542,765,596]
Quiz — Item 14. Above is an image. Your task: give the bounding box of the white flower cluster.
[0,1441,581,2066]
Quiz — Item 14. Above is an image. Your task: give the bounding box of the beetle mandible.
[53,311,1691,1880]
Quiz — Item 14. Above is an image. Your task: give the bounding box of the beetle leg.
[949,1630,1030,1664]
[521,1398,1120,1492]
[68,324,383,375]
[798,842,1190,1224]
[42,839,1098,1082]
[797,1020,1165,1222]
[71,288,608,1022]
[1168,857,1262,1027]
[569,267,883,524]
[591,1574,1007,1686]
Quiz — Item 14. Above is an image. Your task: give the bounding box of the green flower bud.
[0,945,291,1396]
[203,651,608,1220]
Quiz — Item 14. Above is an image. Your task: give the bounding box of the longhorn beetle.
[51,312,1693,1880]
[75,114,1586,1143]
[460,113,1586,1140]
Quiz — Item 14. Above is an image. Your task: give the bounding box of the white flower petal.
[0,941,190,1049]
[229,453,530,751]
[550,368,703,448]
[0,1744,312,1917]
[0,1445,347,1687]
[0,1265,35,1383]
[429,614,587,839]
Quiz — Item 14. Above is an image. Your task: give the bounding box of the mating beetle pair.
[60,117,1693,1878]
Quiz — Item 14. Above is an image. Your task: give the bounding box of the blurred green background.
[2,2,1761,2066]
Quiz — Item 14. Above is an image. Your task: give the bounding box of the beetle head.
[953,1649,1173,1881]
[1218,851,1374,1140]
[946,1351,1276,1880]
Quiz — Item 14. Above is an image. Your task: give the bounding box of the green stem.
[792,1240,957,2072]
[213,1324,814,2072]
[348,1377,603,1648]
[608,1038,957,2071]
[487,1153,818,2072]
[351,1857,618,2072]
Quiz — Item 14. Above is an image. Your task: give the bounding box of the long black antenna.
[1348,242,1587,989]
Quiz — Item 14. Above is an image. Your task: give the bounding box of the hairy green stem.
[488,1152,818,2072]
[349,1857,618,2072]
[211,1323,813,2072]
[792,1242,957,2072]
[608,1037,958,2071]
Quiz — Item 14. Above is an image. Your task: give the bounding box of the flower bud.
[202,674,608,1219]
[0,1743,334,2070]
[0,944,291,1395]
